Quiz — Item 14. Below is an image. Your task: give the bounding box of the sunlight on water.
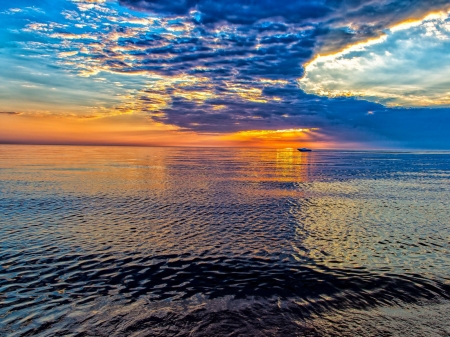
[1,145,449,336]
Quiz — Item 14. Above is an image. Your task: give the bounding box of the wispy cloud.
[0,111,22,115]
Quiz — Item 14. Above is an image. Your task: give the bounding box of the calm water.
[1,145,450,336]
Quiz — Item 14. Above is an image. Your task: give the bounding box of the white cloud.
[299,12,450,107]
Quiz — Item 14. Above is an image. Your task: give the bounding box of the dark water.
[1,145,450,336]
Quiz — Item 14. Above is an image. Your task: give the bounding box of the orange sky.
[0,114,340,148]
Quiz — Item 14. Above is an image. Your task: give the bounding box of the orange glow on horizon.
[0,114,347,148]
[220,128,332,148]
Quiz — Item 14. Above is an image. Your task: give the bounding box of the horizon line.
[1,141,450,152]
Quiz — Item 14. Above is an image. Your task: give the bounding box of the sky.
[1,0,450,149]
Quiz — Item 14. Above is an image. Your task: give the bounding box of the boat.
[297,148,312,152]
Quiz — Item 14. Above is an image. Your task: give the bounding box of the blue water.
[1,145,450,336]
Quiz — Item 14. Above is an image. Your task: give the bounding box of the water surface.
[1,145,450,336]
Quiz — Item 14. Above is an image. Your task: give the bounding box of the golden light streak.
[301,34,388,72]
[389,10,450,32]
[234,128,317,137]
[221,128,323,148]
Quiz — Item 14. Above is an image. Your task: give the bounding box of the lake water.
[1,145,450,336]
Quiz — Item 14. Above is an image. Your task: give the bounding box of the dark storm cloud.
[112,26,312,78]
[120,0,449,25]
[150,82,384,133]
[120,0,450,52]
[120,0,331,24]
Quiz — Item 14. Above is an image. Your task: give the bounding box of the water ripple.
[1,146,450,336]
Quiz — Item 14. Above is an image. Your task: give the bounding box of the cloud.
[119,0,449,26]
[4,0,450,148]
[150,83,385,133]
[119,0,450,54]
[45,0,449,92]
[119,0,331,24]
[0,111,22,115]
[299,12,450,107]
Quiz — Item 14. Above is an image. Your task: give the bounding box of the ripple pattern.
[1,146,450,336]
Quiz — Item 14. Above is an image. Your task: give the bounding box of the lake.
[1,145,449,336]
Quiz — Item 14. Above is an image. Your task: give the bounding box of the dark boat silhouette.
[297,148,312,152]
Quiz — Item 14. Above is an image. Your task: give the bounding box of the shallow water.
[1,145,449,336]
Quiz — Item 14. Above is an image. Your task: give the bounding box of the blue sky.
[1,0,450,148]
